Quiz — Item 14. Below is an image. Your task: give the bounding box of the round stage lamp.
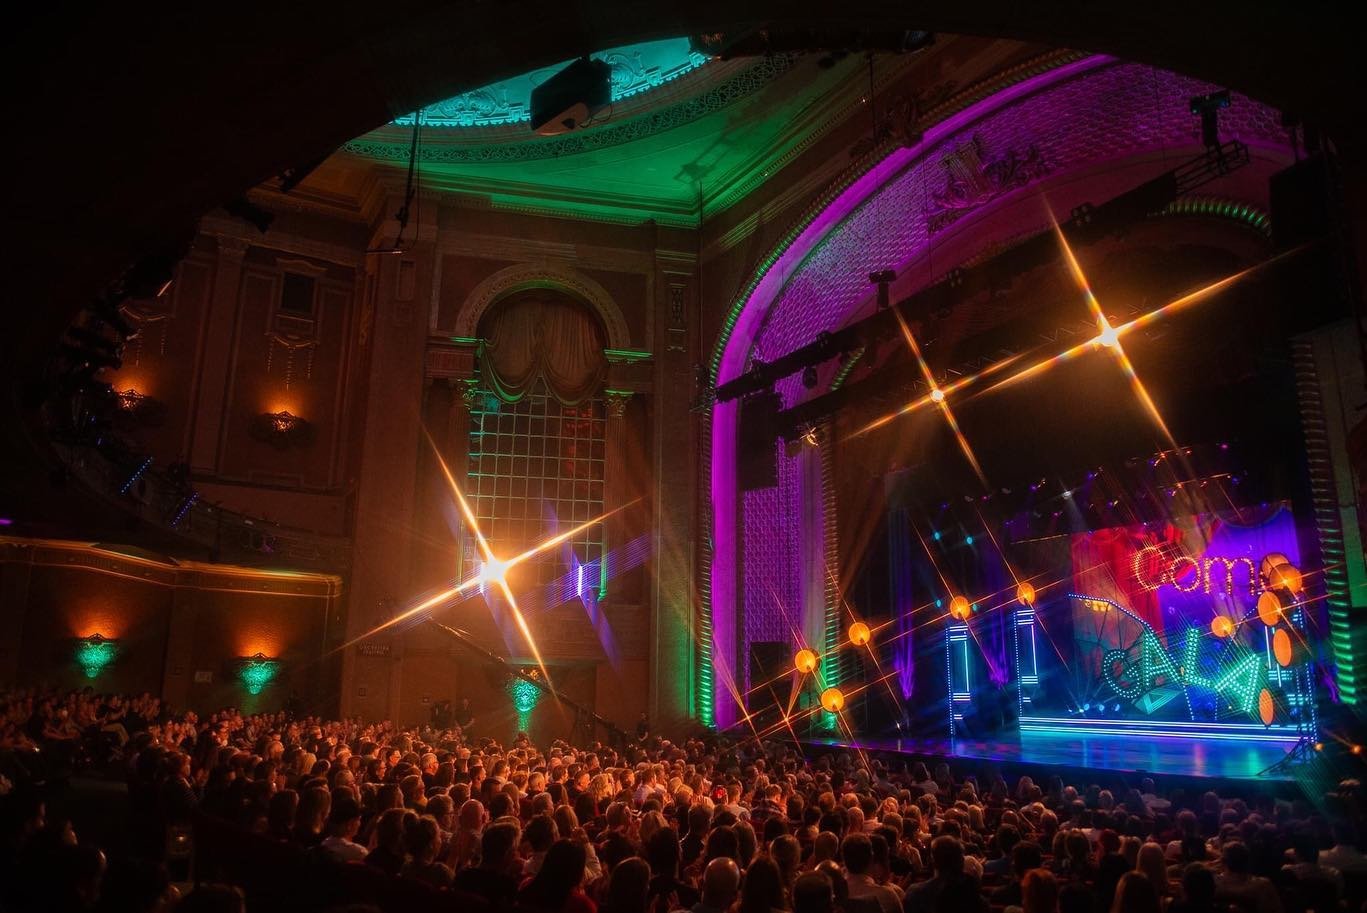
[1258,688,1275,726]
[1272,627,1294,668]
[1015,582,1037,606]
[1257,590,1284,627]
[820,687,846,713]
[1269,562,1303,595]
[793,648,818,675]
[1210,615,1235,638]
[1259,553,1291,580]
[949,595,972,621]
[848,622,872,647]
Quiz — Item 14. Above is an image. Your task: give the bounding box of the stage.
[809,729,1305,783]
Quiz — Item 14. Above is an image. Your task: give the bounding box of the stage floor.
[810,729,1301,782]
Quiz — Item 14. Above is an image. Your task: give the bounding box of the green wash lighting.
[508,675,542,732]
[76,635,117,679]
[239,653,280,695]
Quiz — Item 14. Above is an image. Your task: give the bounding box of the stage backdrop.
[1016,504,1318,741]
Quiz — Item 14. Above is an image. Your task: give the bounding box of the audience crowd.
[3,684,1366,913]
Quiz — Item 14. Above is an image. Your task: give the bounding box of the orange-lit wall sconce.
[113,388,166,426]
[74,634,119,679]
[236,653,281,695]
[250,410,314,450]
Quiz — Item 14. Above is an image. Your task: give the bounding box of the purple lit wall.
[708,56,1289,727]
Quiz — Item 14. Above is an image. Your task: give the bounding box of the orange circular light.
[820,687,846,713]
[1257,590,1284,627]
[1016,582,1037,607]
[1273,628,1294,668]
[1270,562,1303,595]
[794,649,819,675]
[1211,615,1235,638]
[1314,742,1324,752]
[1258,688,1275,726]
[848,622,872,647]
[949,596,972,621]
[1354,744,1363,756]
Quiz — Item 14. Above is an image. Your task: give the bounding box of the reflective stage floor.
[809,729,1303,782]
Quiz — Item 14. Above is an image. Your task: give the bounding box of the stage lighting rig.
[1190,90,1231,151]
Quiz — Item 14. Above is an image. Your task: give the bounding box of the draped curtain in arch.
[477,289,607,405]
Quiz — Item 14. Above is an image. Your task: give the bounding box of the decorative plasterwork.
[453,262,632,350]
[346,55,798,166]
[395,38,711,129]
[926,134,1051,233]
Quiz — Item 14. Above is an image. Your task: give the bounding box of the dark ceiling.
[2,4,1360,377]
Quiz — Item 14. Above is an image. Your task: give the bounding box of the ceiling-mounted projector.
[531,56,611,135]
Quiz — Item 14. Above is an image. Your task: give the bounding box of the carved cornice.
[0,536,342,597]
[199,215,363,268]
[344,55,800,166]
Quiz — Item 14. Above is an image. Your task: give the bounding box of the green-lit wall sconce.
[237,653,281,695]
[506,670,543,733]
[75,634,118,679]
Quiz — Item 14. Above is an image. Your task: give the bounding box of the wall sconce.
[113,388,166,426]
[75,634,119,679]
[116,388,148,412]
[237,652,281,695]
[506,669,544,733]
[249,410,314,450]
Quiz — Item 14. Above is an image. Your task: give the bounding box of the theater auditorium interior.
[3,6,1367,913]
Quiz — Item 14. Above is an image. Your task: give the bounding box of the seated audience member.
[1214,841,1282,913]
[319,795,368,862]
[1320,823,1367,874]
[602,856,651,913]
[1169,863,1217,913]
[1110,871,1161,913]
[365,807,412,877]
[991,842,1043,908]
[645,826,699,910]
[792,871,836,913]
[1019,868,1058,913]
[401,814,453,888]
[843,833,900,913]
[695,857,743,913]
[453,821,522,909]
[519,839,595,913]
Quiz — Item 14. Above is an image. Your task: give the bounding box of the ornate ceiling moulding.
[343,55,800,166]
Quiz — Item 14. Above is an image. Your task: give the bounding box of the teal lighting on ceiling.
[397,38,710,129]
[239,653,281,695]
[75,635,117,679]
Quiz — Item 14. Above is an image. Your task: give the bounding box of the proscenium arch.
[454,262,633,351]
[702,53,1290,726]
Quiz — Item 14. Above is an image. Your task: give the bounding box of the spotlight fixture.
[1190,90,1231,151]
[801,365,819,389]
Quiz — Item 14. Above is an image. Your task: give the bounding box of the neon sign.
[1131,546,1263,597]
